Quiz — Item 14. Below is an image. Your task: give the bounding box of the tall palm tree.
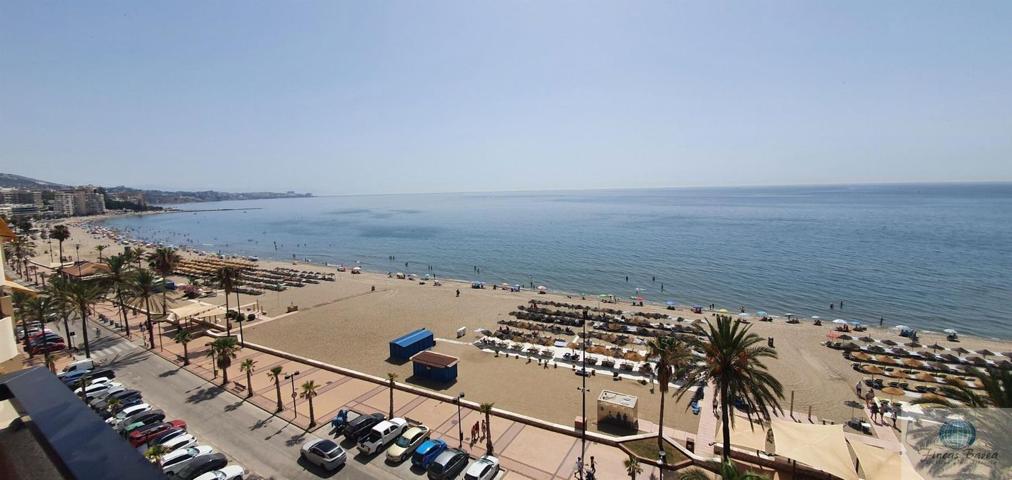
[46,276,74,350]
[624,456,643,480]
[59,278,108,359]
[386,372,398,418]
[21,294,55,366]
[240,358,257,398]
[300,380,320,427]
[144,444,170,466]
[149,247,181,315]
[214,267,240,336]
[678,461,770,480]
[677,315,784,464]
[207,336,239,385]
[479,402,495,455]
[128,247,148,269]
[268,365,284,412]
[94,245,106,260]
[173,328,192,365]
[11,291,32,355]
[103,254,134,336]
[49,225,70,268]
[106,397,121,415]
[128,269,163,349]
[912,369,1012,408]
[647,335,692,451]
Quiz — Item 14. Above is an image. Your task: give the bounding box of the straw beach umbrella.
[953,347,971,355]
[881,386,905,401]
[863,365,885,379]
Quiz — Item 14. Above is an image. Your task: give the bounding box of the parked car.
[102,396,145,419]
[162,445,214,477]
[127,419,185,446]
[175,453,228,480]
[411,439,448,469]
[79,381,123,402]
[301,439,347,472]
[427,449,469,480]
[344,412,385,443]
[62,358,95,374]
[193,465,244,480]
[93,389,142,412]
[29,340,66,355]
[118,410,166,435]
[329,408,363,435]
[357,418,407,455]
[158,433,197,453]
[62,367,116,386]
[88,383,125,402]
[386,425,430,463]
[464,455,500,480]
[73,376,112,394]
[106,403,151,424]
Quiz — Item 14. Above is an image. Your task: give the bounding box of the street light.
[285,371,301,419]
[455,392,465,448]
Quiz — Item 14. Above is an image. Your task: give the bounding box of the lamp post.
[75,243,80,263]
[285,371,301,419]
[456,392,465,448]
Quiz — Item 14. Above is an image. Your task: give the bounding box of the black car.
[147,426,186,445]
[344,413,385,443]
[118,410,165,435]
[174,452,227,480]
[91,389,141,411]
[62,368,116,387]
[427,449,469,480]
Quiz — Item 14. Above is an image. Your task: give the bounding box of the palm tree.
[11,291,32,355]
[95,245,106,260]
[149,247,181,315]
[128,247,148,269]
[144,444,170,466]
[103,254,134,336]
[49,225,70,268]
[912,369,1012,408]
[386,372,398,418]
[128,269,161,349]
[647,335,692,451]
[173,328,192,365]
[268,366,284,412]
[479,402,495,455]
[300,380,320,427]
[214,267,240,336]
[207,336,239,385]
[624,456,643,480]
[677,315,784,464]
[240,358,256,398]
[106,397,121,415]
[46,276,74,350]
[21,294,55,366]
[59,278,108,359]
[678,461,770,480]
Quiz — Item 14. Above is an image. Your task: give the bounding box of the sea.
[101,183,1012,339]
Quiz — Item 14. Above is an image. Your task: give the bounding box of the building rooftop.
[598,390,637,408]
[410,351,458,369]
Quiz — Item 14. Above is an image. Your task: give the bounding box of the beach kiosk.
[389,328,435,361]
[597,390,639,429]
[410,351,459,383]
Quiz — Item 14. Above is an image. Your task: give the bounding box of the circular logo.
[938,419,977,450]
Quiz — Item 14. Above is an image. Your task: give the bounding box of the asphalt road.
[66,317,411,480]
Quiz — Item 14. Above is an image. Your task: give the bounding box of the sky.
[2,1,1011,195]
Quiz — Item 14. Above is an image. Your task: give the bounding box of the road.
[68,317,411,480]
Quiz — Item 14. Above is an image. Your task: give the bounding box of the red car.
[128,419,187,447]
[28,341,66,355]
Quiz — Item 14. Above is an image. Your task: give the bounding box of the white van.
[63,359,95,375]
[357,418,407,455]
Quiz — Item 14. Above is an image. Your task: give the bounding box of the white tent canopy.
[849,440,924,480]
[771,421,858,480]
[168,302,222,321]
[718,417,772,453]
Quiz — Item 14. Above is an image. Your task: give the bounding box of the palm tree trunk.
[21,317,32,358]
[224,289,231,336]
[116,289,130,336]
[389,381,395,418]
[61,308,71,348]
[182,340,189,365]
[485,410,494,455]
[275,381,283,412]
[145,297,155,349]
[79,304,92,359]
[308,396,316,427]
[658,389,666,451]
[220,357,229,385]
[57,241,64,268]
[246,371,253,398]
[720,382,731,464]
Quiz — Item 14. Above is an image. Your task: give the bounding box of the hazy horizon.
[3,2,1011,194]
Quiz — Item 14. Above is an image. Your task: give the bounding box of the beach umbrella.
[912,372,936,382]
[812,315,821,320]
[756,310,768,317]
[881,339,898,346]
[718,308,729,313]
[863,365,885,379]
[850,352,871,362]
[929,343,944,352]
[904,341,922,348]
[953,347,971,355]
[943,328,958,335]
[976,349,995,358]
[737,312,750,318]
[665,300,676,306]
[838,334,853,341]
[894,325,909,331]
[903,358,925,369]
[880,386,905,402]
[859,336,875,342]
[832,319,848,325]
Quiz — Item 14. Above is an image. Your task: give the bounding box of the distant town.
[0,172,311,222]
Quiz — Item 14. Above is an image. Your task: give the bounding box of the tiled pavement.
[90,302,672,480]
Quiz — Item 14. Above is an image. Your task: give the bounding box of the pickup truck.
[329,408,363,435]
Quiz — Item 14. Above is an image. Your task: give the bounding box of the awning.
[0,219,15,240]
[169,302,223,321]
[771,420,858,480]
[849,440,923,480]
[3,279,37,294]
[718,417,771,453]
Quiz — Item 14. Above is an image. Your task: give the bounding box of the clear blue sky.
[2,1,1010,194]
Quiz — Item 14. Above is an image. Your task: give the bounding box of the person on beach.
[456,289,460,297]
[840,300,844,309]
[856,381,863,398]
[880,317,884,326]
[893,403,901,429]
[830,303,834,310]
[870,401,879,423]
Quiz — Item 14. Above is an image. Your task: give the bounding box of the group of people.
[575,455,597,480]
[469,419,490,444]
[856,381,901,429]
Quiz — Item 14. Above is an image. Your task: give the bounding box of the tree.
[128,247,148,269]
[647,335,692,452]
[207,336,239,385]
[8,236,35,278]
[268,366,284,412]
[149,247,181,315]
[214,267,240,336]
[21,294,55,366]
[106,397,121,415]
[386,372,398,418]
[46,276,74,352]
[58,278,108,359]
[240,358,257,398]
[173,328,192,365]
[95,244,106,260]
[144,444,171,466]
[677,315,784,464]
[49,225,70,268]
[128,269,162,349]
[678,461,770,480]
[300,380,319,427]
[624,456,642,480]
[912,369,1012,408]
[103,254,134,336]
[479,402,495,455]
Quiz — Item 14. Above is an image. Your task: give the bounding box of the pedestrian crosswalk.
[86,338,142,362]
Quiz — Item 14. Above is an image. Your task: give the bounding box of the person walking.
[893,403,902,429]
[870,402,880,424]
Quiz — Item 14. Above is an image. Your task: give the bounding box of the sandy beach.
[28,214,1012,438]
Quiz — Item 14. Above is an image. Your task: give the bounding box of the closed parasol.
[880,386,905,399]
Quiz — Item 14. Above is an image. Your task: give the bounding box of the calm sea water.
[102,184,1012,338]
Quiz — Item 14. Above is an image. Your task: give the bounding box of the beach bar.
[389,328,435,361]
[410,351,459,383]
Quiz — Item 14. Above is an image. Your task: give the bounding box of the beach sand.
[29,216,1012,438]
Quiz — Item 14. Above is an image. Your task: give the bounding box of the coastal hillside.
[0,172,68,189]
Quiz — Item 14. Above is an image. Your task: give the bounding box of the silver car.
[301,439,346,471]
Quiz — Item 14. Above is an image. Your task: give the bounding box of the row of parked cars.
[299,409,501,480]
[17,321,68,355]
[57,359,246,480]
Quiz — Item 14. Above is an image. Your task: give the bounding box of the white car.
[78,382,123,401]
[301,439,347,471]
[193,464,245,480]
[159,433,197,453]
[73,377,111,395]
[161,445,214,476]
[90,384,125,401]
[464,455,500,480]
[357,418,407,455]
[106,403,151,424]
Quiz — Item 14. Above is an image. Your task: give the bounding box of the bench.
[232,382,247,393]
